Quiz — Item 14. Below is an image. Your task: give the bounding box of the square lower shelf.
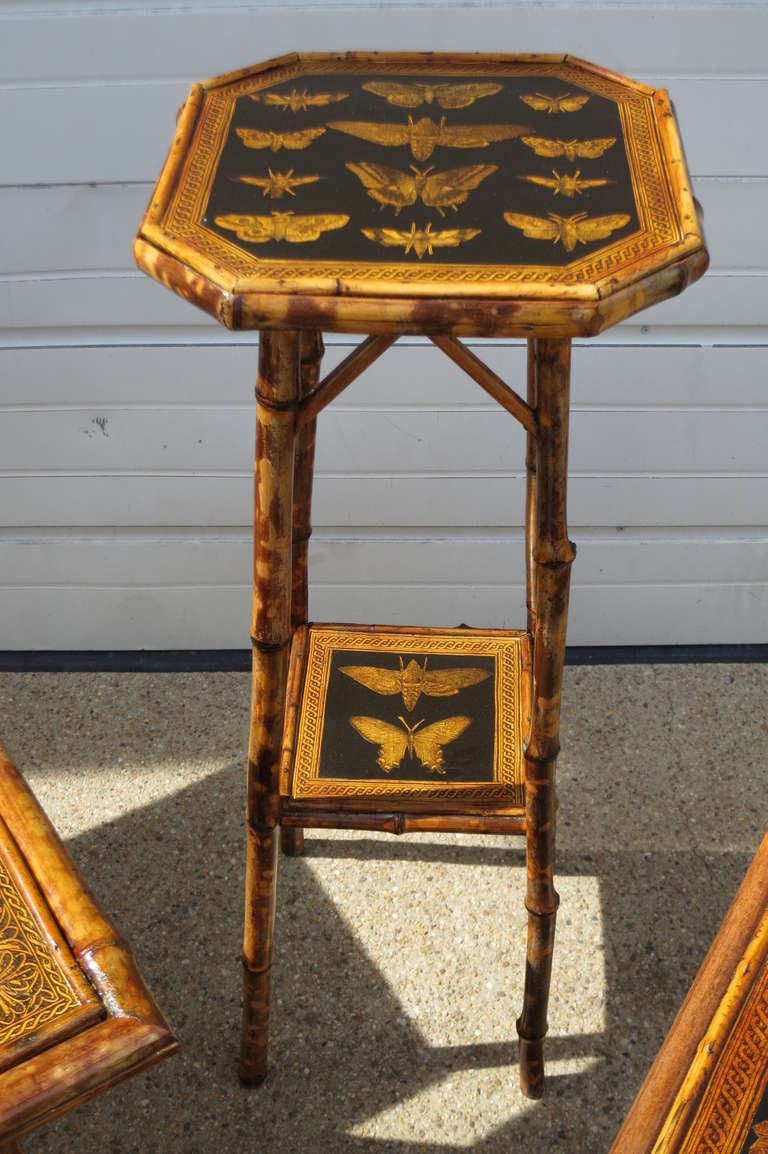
[280,624,531,816]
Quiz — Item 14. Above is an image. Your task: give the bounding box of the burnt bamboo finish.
[241,329,301,1082]
[134,51,708,1102]
[0,744,177,1147]
[517,338,574,1098]
[609,830,768,1154]
[281,330,324,858]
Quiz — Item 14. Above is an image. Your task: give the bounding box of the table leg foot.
[518,1035,545,1099]
[239,966,272,1085]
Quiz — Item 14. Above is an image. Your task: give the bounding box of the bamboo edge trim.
[650,907,768,1154]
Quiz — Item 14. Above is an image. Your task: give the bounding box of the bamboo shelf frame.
[134,51,708,1101]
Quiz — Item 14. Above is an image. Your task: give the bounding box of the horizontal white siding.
[1,4,767,648]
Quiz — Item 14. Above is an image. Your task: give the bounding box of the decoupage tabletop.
[135,52,707,336]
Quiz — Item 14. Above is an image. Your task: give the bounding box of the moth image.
[362,220,480,259]
[519,169,612,199]
[250,88,347,113]
[236,168,321,199]
[362,80,502,110]
[214,211,349,244]
[349,714,472,774]
[503,210,631,253]
[340,655,491,711]
[328,115,530,163]
[521,135,616,162]
[346,161,497,215]
[520,92,590,114]
[235,126,326,152]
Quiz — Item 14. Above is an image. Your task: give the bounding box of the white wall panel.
[3,475,767,531]
[2,406,767,476]
[2,8,767,83]
[1,3,767,649]
[1,532,765,647]
[4,344,768,408]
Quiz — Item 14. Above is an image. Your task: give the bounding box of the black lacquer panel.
[316,650,497,783]
[203,73,637,267]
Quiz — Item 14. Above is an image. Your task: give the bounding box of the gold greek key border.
[674,952,768,1154]
[161,58,683,293]
[0,852,83,1049]
[290,627,525,804]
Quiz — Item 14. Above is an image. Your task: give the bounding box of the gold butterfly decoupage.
[319,647,496,785]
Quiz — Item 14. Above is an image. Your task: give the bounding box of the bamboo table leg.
[517,337,575,1099]
[240,329,301,1084]
[280,330,324,859]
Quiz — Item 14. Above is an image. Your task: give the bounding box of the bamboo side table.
[0,743,177,1150]
[134,51,707,1098]
[610,830,768,1154]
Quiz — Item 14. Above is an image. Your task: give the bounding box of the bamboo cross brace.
[297,333,397,427]
[430,335,537,435]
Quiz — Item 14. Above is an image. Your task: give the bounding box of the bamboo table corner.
[134,50,707,1099]
[0,743,178,1151]
[609,829,768,1154]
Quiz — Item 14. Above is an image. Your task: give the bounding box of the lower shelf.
[280,623,531,821]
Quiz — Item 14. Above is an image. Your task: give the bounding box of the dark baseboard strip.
[566,644,768,666]
[0,645,767,673]
[0,650,251,673]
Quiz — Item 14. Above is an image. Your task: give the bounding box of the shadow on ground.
[2,665,762,1153]
[20,765,750,1154]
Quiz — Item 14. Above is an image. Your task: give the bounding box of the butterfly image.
[519,169,612,199]
[236,168,321,199]
[340,655,491,711]
[349,714,472,774]
[750,1122,768,1154]
[362,80,502,110]
[328,115,530,163]
[346,161,497,215]
[503,210,631,253]
[521,135,616,162]
[214,211,349,244]
[236,126,326,152]
[520,92,590,114]
[362,220,480,259]
[250,88,347,113]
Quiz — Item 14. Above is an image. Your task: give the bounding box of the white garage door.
[1,2,766,649]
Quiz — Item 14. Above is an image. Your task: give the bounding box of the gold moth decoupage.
[288,628,529,807]
[159,55,684,296]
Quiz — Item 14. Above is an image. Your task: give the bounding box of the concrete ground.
[1,662,766,1154]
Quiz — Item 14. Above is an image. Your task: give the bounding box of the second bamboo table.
[135,51,707,1098]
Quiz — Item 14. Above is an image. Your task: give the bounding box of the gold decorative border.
[674,952,768,1154]
[290,627,526,804]
[161,57,683,294]
[0,853,83,1050]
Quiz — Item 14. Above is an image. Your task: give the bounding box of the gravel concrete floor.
[1,663,766,1154]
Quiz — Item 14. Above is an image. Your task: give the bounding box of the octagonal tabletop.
[135,52,708,338]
